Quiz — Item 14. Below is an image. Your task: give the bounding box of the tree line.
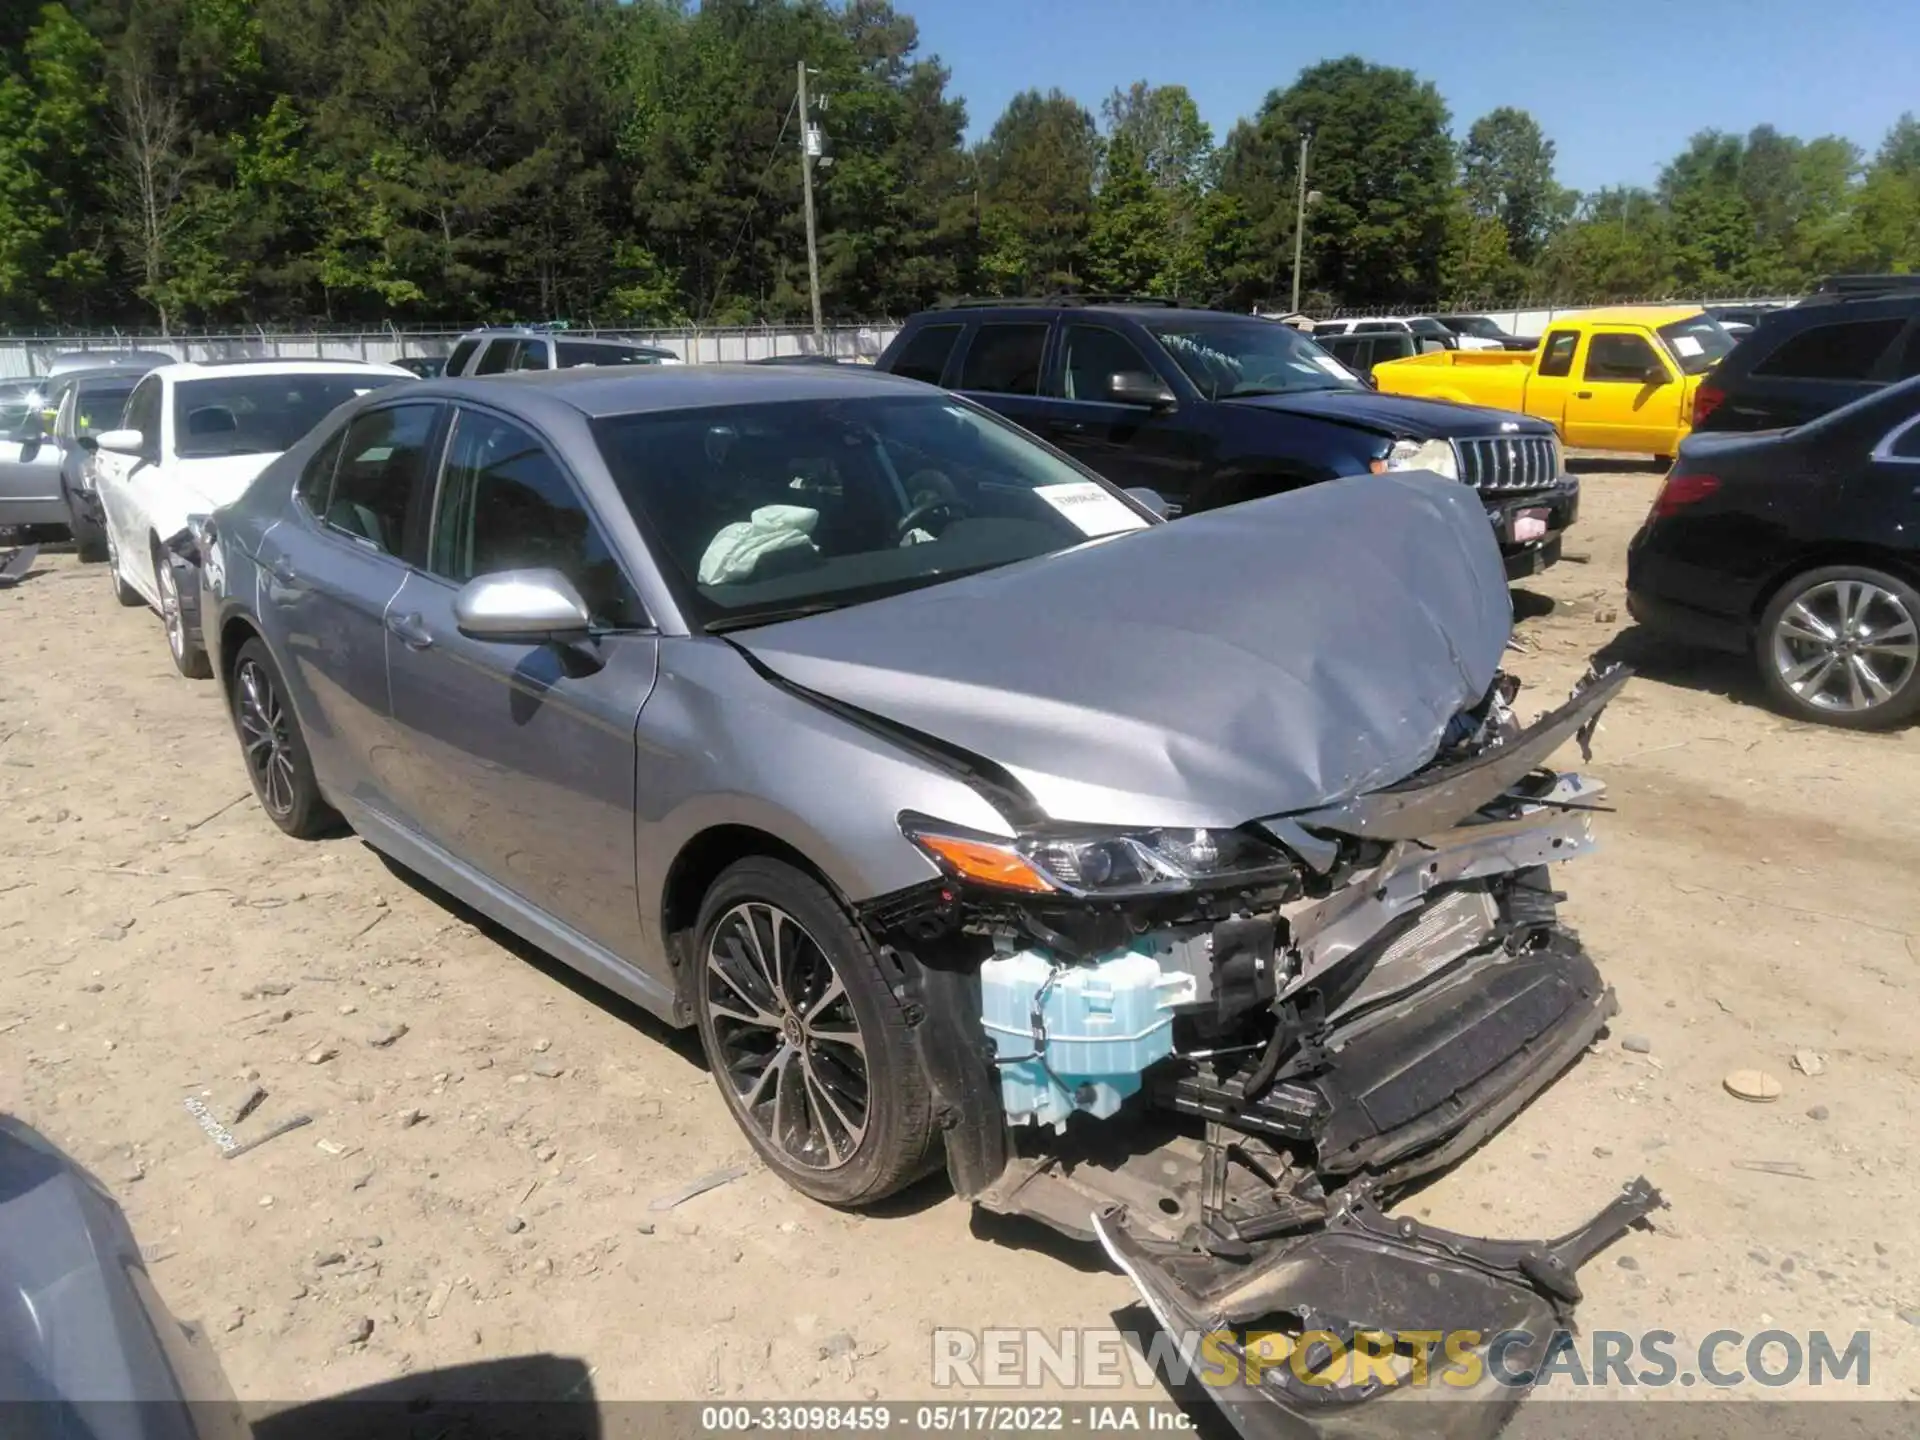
[3,0,1918,332]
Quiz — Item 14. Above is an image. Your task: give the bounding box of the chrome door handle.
[385,612,433,649]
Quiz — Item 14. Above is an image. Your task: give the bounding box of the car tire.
[692,857,937,1207]
[104,526,143,606]
[62,482,106,562]
[1757,565,1920,729]
[154,543,212,679]
[229,637,337,837]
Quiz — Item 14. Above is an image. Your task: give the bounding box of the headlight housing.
[901,817,1294,899]
[1381,437,1460,481]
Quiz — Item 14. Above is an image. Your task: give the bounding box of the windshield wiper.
[703,601,847,634]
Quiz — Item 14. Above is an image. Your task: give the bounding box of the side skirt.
[341,798,687,1028]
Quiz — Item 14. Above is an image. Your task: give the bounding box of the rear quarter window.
[1753,318,1904,382]
[446,339,480,376]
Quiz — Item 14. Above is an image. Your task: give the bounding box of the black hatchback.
[1627,375,1920,728]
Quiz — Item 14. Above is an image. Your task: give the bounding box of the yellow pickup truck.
[1371,305,1736,459]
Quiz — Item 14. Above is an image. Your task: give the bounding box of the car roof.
[151,359,414,382]
[916,303,1245,326]
[1558,304,1705,327]
[398,363,933,419]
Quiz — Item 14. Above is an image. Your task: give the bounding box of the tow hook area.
[1094,1177,1666,1440]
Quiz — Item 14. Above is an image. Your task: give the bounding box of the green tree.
[1217,56,1455,307]
[974,87,1099,294]
[1532,187,1673,300]
[1460,106,1569,265]
[1849,114,1920,273]
[0,3,110,323]
[1086,129,1171,294]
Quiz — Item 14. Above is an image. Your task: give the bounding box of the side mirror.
[1107,371,1177,410]
[1122,486,1170,519]
[95,428,145,455]
[75,434,98,453]
[453,568,592,644]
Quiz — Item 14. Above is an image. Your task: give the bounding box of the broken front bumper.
[1096,1177,1663,1440]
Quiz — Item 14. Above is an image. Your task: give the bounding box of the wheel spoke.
[738,1042,791,1114]
[1782,651,1836,689]
[1785,599,1836,643]
[801,1050,865,1156]
[705,952,781,1028]
[1849,654,1892,706]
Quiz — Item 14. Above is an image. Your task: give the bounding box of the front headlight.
[901,817,1294,898]
[1381,437,1460,481]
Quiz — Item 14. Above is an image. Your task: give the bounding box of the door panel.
[259,402,442,805]
[383,405,658,963]
[1521,329,1579,434]
[1564,329,1684,452]
[384,571,659,960]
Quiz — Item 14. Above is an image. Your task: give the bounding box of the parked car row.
[8,343,1658,1438]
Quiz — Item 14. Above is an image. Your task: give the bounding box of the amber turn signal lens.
[911,833,1056,893]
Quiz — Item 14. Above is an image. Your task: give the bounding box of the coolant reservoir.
[980,949,1196,1131]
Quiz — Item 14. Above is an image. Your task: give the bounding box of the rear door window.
[889,324,963,385]
[1536,331,1578,377]
[324,403,442,560]
[957,323,1049,395]
[1894,323,1920,380]
[74,381,138,437]
[1753,319,1904,381]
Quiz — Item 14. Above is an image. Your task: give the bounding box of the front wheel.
[229,637,337,837]
[692,857,937,1206]
[155,546,211,679]
[1757,565,1920,729]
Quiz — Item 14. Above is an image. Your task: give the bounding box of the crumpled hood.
[735,473,1512,831]
[1226,387,1553,439]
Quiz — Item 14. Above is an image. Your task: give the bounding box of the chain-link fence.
[0,323,904,379]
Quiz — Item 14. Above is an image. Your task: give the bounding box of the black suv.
[1693,276,1920,432]
[875,299,1578,578]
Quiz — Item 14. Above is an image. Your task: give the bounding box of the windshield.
[590,394,1154,631]
[1658,315,1736,375]
[1147,319,1362,399]
[172,372,404,457]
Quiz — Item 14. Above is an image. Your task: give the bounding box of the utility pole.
[1289,124,1314,314]
[797,60,824,349]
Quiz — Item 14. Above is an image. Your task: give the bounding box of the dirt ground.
[2,465,1917,1421]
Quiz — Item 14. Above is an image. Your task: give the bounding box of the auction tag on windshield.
[1035,482,1152,536]
[1671,334,1704,357]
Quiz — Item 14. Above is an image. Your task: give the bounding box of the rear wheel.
[692,857,936,1206]
[229,637,336,837]
[154,543,211,679]
[1758,565,1920,729]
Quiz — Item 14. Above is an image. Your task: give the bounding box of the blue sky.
[906,0,1920,193]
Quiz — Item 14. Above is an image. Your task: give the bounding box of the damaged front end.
[861,665,1660,1440]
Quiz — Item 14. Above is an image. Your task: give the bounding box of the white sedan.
[89,359,411,675]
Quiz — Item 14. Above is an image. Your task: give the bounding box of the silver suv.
[443,328,680,377]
